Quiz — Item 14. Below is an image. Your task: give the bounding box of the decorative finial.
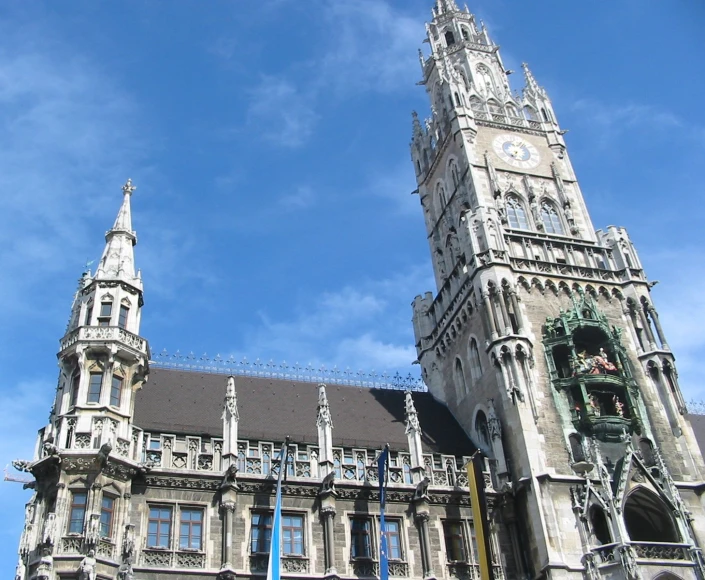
[122,178,136,196]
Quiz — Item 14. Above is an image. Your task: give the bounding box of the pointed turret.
[404,391,425,482]
[522,62,547,99]
[95,179,141,288]
[433,0,459,15]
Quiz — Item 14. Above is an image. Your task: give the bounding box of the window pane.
[147,506,172,548]
[87,372,103,403]
[69,492,87,534]
[100,497,114,538]
[118,305,129,329]
[351,518,372,559]
[100,302,112,317]
[444,522,466,562]
[110,376,122,407]
[385,520,402,559]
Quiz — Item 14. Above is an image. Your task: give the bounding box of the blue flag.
[266,442,289,580]
[378,445,390,580]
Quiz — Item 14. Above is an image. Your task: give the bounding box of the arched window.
[639,438,656,467]
[437,184,447,208]
[476,65,494,93]
[461,26,470,41]
[469,96,483,112]
[449,160,460,189]
[589,506,612,546]
[469,339,482,380]
[506,104,518,118]
[523,106,537,120]
[454,358,468,399]
[445,31,455,46]
[541,107,550,122]
[487,99,503,114]
[540,202,564,234]
[624,488,680,543]
[506,197,529,230]
[475,411,490,449]
[569,434,585,463]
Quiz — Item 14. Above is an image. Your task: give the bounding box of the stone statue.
[78,550,97,580]
[220,464,238,490]
[316,384,332,427]
[413,476,430,500]
[589,394,601,417]
[117,557,134,580]
[42,512,56,546]
[321,470,336,494]
[614,395,624,417]
[36,548,53,580]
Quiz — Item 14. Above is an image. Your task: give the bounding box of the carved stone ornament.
[405,391,422,434]
[317,383,333,427]
[78,549,97,580]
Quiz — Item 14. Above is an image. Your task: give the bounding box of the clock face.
[492,134,540,169]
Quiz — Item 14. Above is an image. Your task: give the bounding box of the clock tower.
[411,1,705,579]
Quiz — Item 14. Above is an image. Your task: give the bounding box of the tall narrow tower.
[15,181,149,580]
[410,1,705,578]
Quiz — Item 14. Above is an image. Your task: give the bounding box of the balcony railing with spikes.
[150,349,427,392]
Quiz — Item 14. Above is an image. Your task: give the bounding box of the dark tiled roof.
[687,414,705,457]
[134,367,475,456]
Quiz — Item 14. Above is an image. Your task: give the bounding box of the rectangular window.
[384,519,402,560]
[147,506,173,549]
[443,521,466,562]
[179,508,203,550]
[282,514,304,556]
[98,302,112,326]
[110,375,123,407]
[118,305,129,329]
[69,492,87,534]
[87,372,103,404]
[100,496,115,538]
[70,373,80,407]
[149,437,161,450]
[251,512,273,553]
[351,517,373,559]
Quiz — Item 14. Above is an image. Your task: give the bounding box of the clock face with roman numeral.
[492,134,540,169]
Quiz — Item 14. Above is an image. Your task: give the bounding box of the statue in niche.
[78,550,97,580]
[589,394,601,417]
[117,557,134,580]
[573,350,617,375]
[614,396,624,417]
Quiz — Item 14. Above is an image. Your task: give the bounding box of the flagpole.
[378,444,390,580]
[466,451,494,580]
[266,436,290,580]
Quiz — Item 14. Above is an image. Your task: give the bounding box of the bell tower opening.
[624,488,679,543]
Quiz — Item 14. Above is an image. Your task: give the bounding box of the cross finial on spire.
[122,178,136,196]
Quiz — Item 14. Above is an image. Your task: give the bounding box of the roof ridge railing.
[150,349,427,392]
[687,400,705,416]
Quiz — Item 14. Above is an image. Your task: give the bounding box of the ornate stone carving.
[404,391,421,434]
[176,551,206,568]
[78,549,97,580]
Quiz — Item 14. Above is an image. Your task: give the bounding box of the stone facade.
[409,1,705,580]
[12,2,705,580]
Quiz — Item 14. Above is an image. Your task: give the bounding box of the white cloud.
[247,75,318,148]
[320,0,423,94]
[279,185,316,210]
[233,266,431,372]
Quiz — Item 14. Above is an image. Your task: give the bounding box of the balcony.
[593,542,692,566]
[60,325,148,356]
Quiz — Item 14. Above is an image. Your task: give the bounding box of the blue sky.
[1,0,704,569]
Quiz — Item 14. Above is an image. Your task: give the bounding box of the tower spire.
[434,0,459,15]
[522,62,546,98]
[95,179,140,284]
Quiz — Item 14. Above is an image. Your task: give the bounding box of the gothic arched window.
[469,339,482,380]
[461,26,470,41]
[475,411,490,449]
[487,99,503,114]
[449,160,460,189]
[624,488,680,543]
[468,96,483,112]
[540,202,564,234]
[445,31,456,46]
[506,197,529,230]
[437,184,447,209]
[454,358,468,399]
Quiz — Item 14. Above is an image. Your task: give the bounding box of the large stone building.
[13,1,705,580]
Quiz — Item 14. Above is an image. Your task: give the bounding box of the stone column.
[646,306,669,350]
[482,292,498,339]
[508,290,524,333]
[219,477,238,580]
[413,485,435,580]
[319,487,338,578]
[496,290,512,335]
[638,306,657,351]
